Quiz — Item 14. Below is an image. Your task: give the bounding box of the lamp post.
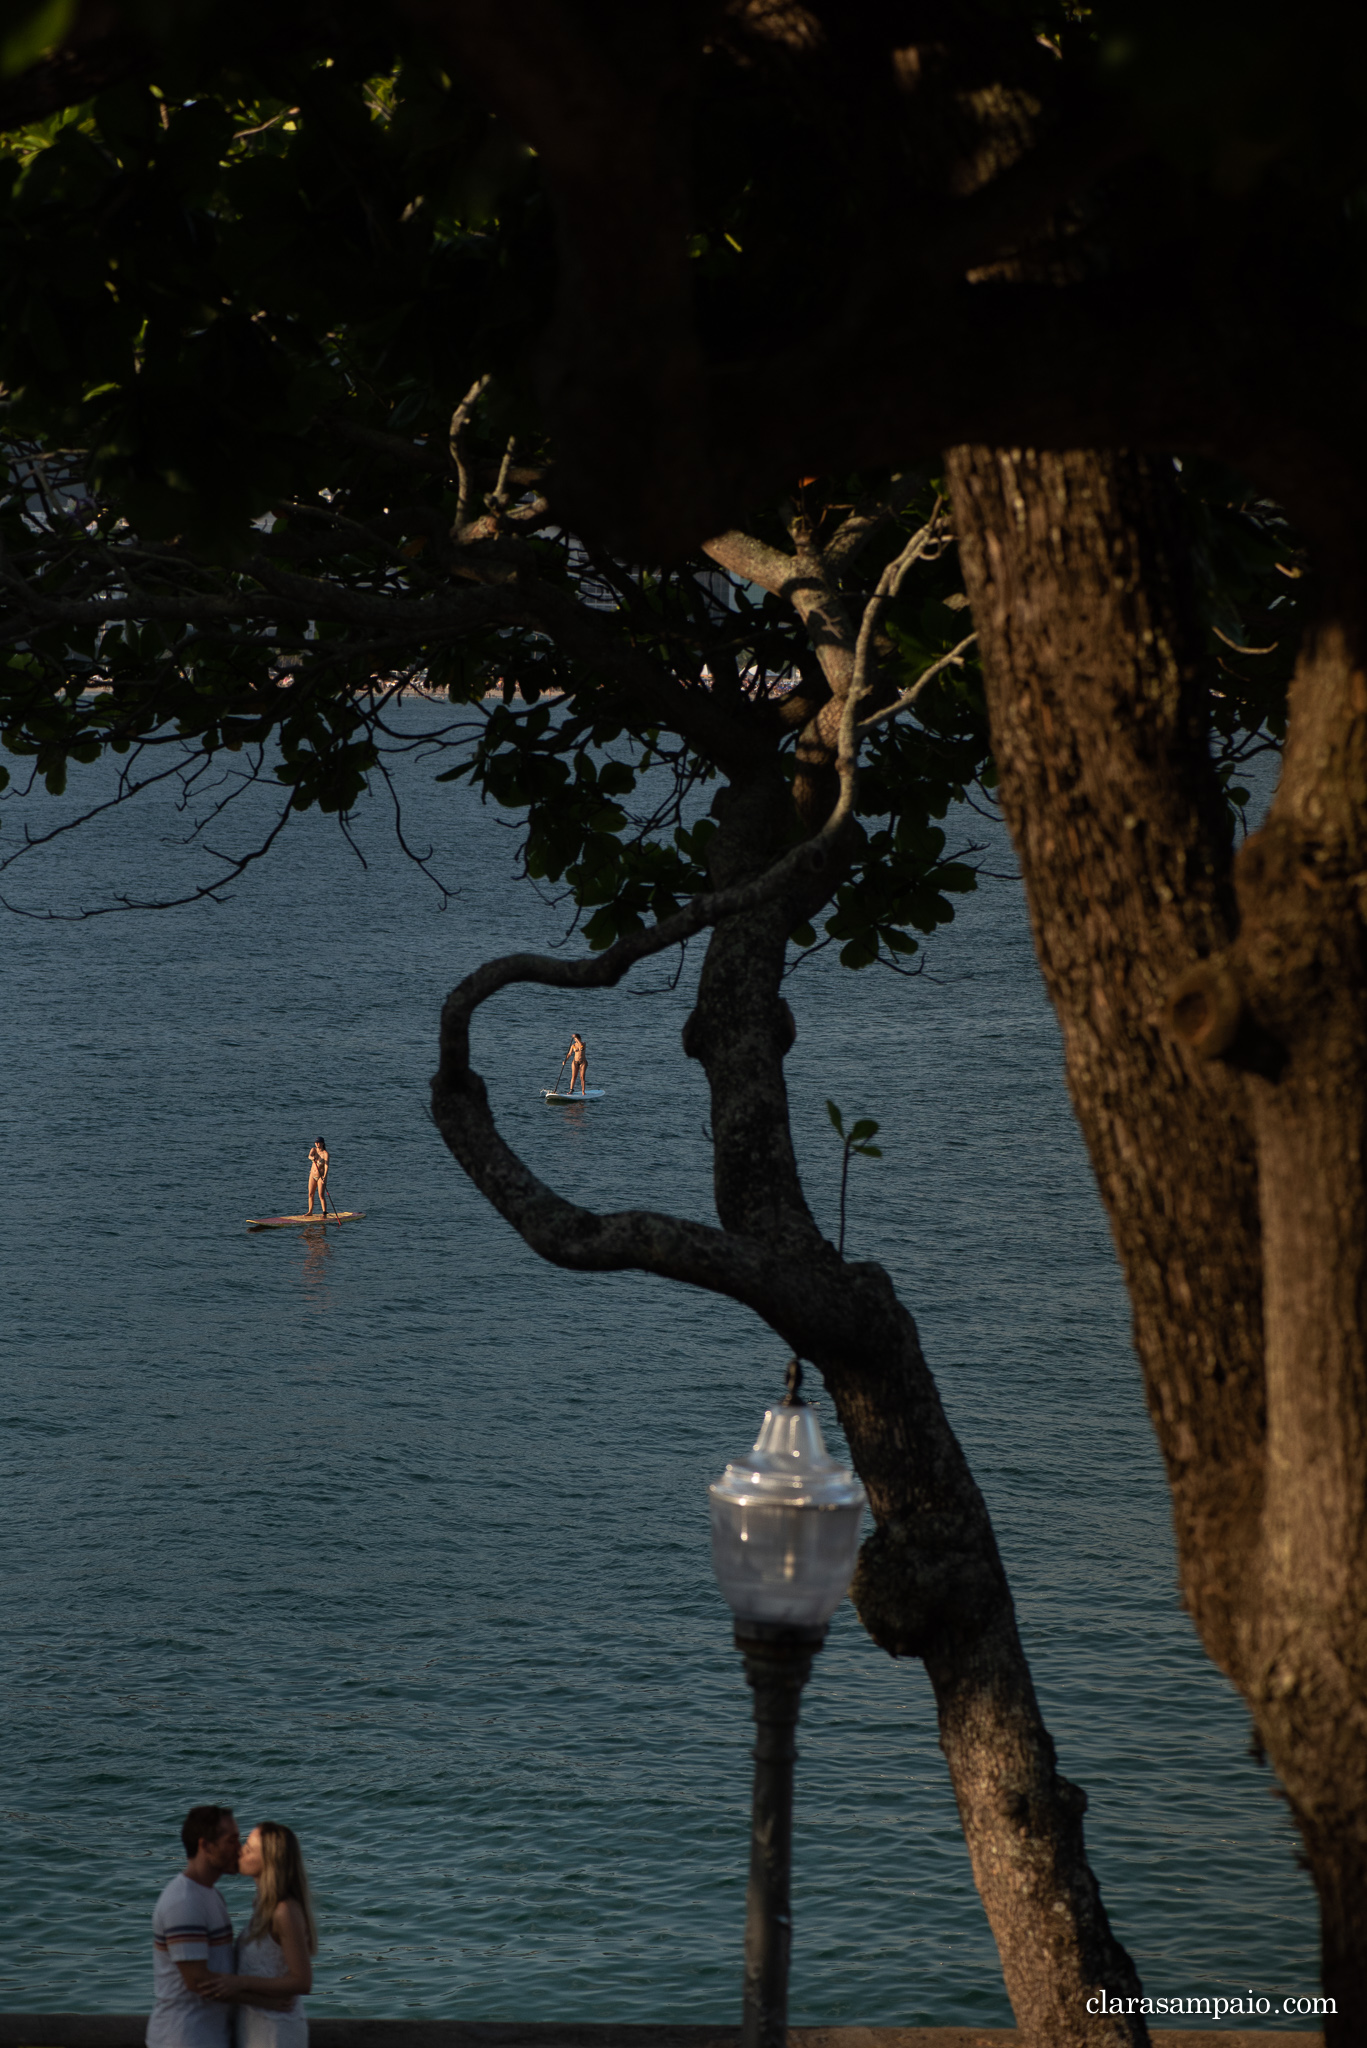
[709,1358,867,2048]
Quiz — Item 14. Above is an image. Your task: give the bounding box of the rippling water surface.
[2,707,1315,2022]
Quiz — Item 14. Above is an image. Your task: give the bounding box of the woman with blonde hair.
[199,1821,315,2048]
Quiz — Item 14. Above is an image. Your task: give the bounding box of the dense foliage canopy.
[0,5,1297,951]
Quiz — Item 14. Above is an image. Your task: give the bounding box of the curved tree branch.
[435,801,862,1105]
[430,744,1147,2048]
[701,527,799,596]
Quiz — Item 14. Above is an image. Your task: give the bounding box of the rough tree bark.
[1228,620,1367,2019]
[947,444,1367,2035]
[431,754,1148,2041]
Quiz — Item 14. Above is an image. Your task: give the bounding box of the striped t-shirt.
[147,1873,233,2048]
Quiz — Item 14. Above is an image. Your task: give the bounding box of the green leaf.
[854,1143,883,1159]
[1,0,77,78]
[825,1099,845,1136]
[849,1117,880,1142]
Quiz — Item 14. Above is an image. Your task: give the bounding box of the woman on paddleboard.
[565,1034,587,1097]
[306,1138,329,1217]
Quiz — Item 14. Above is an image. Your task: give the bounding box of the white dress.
[235,1927,307,2048]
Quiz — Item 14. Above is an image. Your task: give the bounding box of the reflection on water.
[299,1224,334,1293]
[548,1099,592,1137]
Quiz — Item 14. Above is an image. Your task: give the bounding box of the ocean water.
[1,703,1316,2023]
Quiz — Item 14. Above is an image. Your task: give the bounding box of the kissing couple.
[148,1804,316,2048]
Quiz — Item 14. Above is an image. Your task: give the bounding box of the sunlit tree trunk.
[948,443,1367,2035]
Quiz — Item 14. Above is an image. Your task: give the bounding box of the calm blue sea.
[1,703,1315,2024]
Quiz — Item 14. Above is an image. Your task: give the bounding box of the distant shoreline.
[68,682,562,705]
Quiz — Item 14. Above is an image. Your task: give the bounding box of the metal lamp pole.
[710,1360,867,2048]
[735,1619,826,2048]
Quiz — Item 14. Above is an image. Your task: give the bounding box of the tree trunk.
[434,754,1148,2045]
[947,443,1367,2036]
[692,768,1148,2046]
[1230,621,1367,2022]
[944,445,1265,1665]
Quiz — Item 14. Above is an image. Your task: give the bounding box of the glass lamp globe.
[710,1369,867,1629]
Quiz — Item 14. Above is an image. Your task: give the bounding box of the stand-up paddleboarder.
[565,1033,588,1096]
[306,1138,330,1217]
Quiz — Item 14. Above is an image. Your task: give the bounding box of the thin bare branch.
[449,374,492,535]
[859,631,978,731]
[232,107,299,142]
[847,509,948,703]
[490,434,518,514]
[277,497,412,564]
[0,788,296,919]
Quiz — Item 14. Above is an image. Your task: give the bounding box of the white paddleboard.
[542,1089,606,1103]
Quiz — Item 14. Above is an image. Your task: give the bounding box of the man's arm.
[175,1959,214,1993]
[207,1902,312,2004]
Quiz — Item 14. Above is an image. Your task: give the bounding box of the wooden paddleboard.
[247,1211,366,1230]
[542,1089,606,1103]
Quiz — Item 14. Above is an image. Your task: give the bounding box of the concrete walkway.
[0,2020,1326,2048]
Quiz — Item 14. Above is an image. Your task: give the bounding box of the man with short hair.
[146,1806,240,2048]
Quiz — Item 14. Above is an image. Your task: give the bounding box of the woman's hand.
[197,1973,239,2001]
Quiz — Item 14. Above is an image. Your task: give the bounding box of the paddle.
[323,1180,344,1228]
[548,1051,570,1097]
